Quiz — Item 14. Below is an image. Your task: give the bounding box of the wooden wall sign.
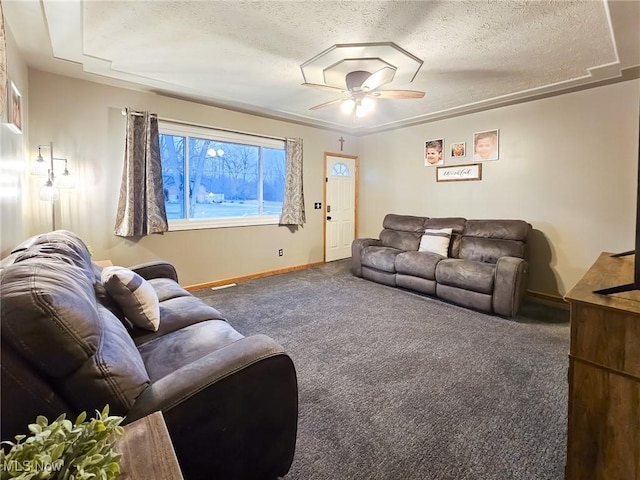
[436,163,482,182]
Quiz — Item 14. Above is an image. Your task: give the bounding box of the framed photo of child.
[473,129,499,161]
[450,142,466,158]
[424,138,444,166]
[7,80,22,134]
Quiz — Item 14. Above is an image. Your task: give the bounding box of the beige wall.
[0,20,28,255]
[358,80,640,296]
[27,70,360,285]
[12,66,640,296]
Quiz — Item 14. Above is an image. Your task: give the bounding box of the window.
[159,122,286,229]
[331,162,350,176]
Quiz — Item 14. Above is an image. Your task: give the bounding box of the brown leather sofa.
[351,214,532,317]
[1,230,298,480]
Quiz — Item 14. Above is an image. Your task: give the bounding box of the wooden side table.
[115,411,184,480]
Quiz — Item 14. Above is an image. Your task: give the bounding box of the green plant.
[0,406,124,480]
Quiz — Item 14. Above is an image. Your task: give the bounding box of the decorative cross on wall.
[339,136,345,152]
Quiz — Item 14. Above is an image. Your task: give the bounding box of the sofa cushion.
[362,267,396,287]
[361,246,402,273]
[4,230,95,273]
[424,217,466,233]
[459,220,530,263]
[437,284,493,313]
[435,259,496,294]
[463,219,530,241]
[380,229,422,251]
[133,278,226,346]
[138,320,243,382]
[0,256,150,415]
[382,214,427,232]
[102,266,160,331]
[1,261,101,377]
[396,274,436,295]
[60,304,150,415]
[379,214,427,251]
[419,228,452,256]
[459,237,527,264]
[395,251,443,280]
[150,277,196,302]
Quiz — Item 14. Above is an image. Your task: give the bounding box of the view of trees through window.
[159,131,286,222]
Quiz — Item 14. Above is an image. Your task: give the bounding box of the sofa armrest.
[129,261,179,283]
[126,334,298,479]
[492,257,529,317]
[351,238,382,276]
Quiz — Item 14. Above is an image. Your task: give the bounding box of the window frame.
[159,121,286,231]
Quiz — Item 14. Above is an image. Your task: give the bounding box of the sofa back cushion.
[382,214,427,232]
[1,339,76,442]
[0,231,150,416]
[379,214,427,251]
[459,220,531,263]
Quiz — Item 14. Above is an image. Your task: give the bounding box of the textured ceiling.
[3,0,639,134]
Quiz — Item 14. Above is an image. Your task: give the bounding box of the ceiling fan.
[303,67,425,116]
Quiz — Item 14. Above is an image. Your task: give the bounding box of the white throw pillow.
[418,228,453,257]
[101,266,160,331]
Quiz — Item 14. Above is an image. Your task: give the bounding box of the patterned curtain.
[114,110,168,237]
[279,137,306,225]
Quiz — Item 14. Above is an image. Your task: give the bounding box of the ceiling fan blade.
[361,67,396,92]
[302,83,346,94]
[309,98,345,110]
[374,90,425,99]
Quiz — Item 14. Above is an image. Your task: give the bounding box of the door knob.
[326,216,332,220]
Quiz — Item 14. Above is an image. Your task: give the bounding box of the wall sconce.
[31,142,75,229]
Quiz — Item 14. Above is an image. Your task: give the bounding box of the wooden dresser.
[564,252,640,480]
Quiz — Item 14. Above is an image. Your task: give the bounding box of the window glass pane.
[159,123,286,228]
[263,147,286,215]
[191,141,260,218]
[331,162,350,176]
[160,134,185,220]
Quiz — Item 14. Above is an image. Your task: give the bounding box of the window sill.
[168,216,281,231]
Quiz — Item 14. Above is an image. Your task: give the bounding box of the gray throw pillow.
[101,266,160,331]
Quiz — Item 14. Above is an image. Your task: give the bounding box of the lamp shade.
[31,153,48,176]
[40,179,60,201]
[56,168,75,189]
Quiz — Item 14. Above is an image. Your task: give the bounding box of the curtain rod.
[122,108,286,142]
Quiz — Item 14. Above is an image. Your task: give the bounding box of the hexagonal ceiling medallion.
[300,42,423,89]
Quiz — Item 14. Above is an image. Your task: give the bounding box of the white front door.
[325,154,358,262]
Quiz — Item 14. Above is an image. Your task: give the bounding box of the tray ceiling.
[3,0,639,135]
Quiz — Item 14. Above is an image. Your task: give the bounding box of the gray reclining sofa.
[1,230,298,480]
[351,214,532,317]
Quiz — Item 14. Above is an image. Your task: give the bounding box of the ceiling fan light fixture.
[341,98,355,114]
[361,96,375,111]
[355,97,375,118]
[303,45,424,114]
